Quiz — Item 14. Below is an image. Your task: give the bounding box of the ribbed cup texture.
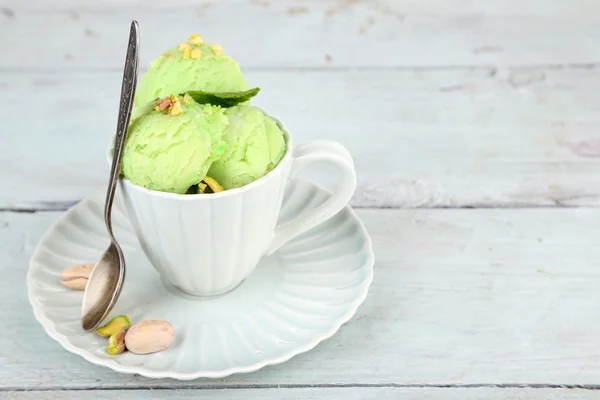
[119,163,290,296]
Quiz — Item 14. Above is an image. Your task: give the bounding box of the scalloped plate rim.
[27,180,374,380]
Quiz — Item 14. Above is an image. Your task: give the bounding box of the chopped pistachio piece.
[154,97,172,111]
[211,44,223,56]
[188,33,203,46]
[169,101,183,116]
[203,177,224,193]
[191,49,202,59]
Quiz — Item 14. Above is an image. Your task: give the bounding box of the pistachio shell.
[60,276,88,290]
[125,319,175,355]
[60,264,94,290]
[60,263,94,290]
[61,263,94,278]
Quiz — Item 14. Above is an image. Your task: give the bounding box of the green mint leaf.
[184,88,260,107]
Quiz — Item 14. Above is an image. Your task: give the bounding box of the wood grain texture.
[1,388,599,400]
[6,208,600,389]
[1,0,600,69]
[3,67,600,209]
[3,0,600,395]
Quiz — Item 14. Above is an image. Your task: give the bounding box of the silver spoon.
[82,20,139,331]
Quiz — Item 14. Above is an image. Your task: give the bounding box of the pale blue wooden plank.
[4,208,600,389]
[1,388,598,400]
[1,0,599,69]
[3,67,600,210]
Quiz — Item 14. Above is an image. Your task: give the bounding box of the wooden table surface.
[3,0,600,398]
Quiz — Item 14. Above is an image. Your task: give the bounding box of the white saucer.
[27,180,374,380]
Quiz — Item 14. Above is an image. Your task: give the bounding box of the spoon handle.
[105,20,140,237]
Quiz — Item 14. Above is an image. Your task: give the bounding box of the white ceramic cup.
[112,110,356,297]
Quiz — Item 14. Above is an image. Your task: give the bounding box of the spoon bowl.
[81,243,125,331]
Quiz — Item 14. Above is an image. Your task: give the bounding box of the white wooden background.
[2,0,600,398]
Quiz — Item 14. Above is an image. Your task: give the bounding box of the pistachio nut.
[125,319,175,354]
[96,315,131,337]
[106,328,126,355]
[60,263,94,290]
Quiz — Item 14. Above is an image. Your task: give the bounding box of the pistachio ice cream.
[122,33,286,194]
[135,34,250,106]
[208,105,286,190]
[122,94,228,194]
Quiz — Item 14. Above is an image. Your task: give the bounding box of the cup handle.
[266,140,357,255]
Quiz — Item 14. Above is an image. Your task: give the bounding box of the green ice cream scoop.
[135,35,250,107]
[122,94,228,194]
[207,105,286,190]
